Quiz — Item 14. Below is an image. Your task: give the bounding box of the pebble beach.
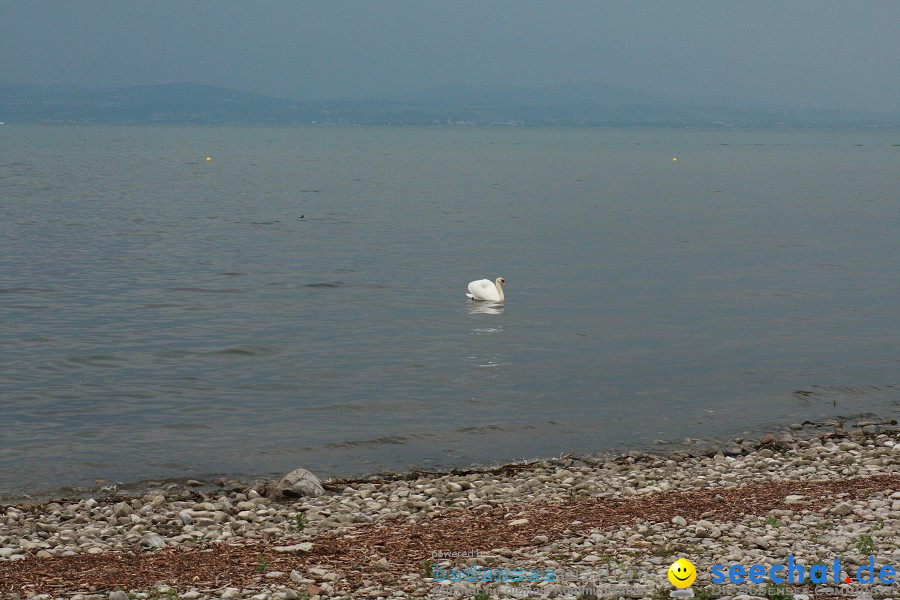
[2,418,900,600]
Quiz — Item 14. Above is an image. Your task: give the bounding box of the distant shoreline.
[4,121,900,131]
[3,82,899,129]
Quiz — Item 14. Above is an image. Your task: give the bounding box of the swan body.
[466,277,506,302]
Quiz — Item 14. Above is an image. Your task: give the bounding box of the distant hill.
[1,81,898,128]
[0,82,307,124]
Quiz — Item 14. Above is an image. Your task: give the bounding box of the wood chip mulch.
[2,474,897,594]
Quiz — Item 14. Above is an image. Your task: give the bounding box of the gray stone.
[266,468,326,499]
[108,592,128,600]
[178,510,192,525]
[112,502,133,517]
[274,543,314,554]
[723,444,744,456]
[831,502,854,516]
[142,533,166,549]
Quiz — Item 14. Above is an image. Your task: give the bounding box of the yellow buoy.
[672,157,678,162]
[205,156,212,162]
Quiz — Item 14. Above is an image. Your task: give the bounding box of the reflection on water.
[467,301,505,315]
[472,326,503,334]
[467,302,508,367]
[466,300,508,369]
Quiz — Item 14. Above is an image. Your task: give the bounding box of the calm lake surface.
[1,125,898,499]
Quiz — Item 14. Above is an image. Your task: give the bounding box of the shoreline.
[2,417,900,599]
[4,414,894,506]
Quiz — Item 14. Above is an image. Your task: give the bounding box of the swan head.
[495,277,506,302]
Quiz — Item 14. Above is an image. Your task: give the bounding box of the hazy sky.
[2,1,899,111]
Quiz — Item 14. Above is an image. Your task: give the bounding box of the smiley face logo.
[667,558,697,588]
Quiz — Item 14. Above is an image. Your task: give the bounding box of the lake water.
[1,125,898,500]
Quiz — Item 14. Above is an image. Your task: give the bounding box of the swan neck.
[495,278,505,301]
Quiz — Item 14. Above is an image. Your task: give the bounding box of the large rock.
[266,468,326,499]
[113,501,134,517]
[142,533,167,549]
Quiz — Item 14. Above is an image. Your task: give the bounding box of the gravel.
[2,419,899,599]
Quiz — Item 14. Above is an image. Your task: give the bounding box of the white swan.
[466,277,506,302]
